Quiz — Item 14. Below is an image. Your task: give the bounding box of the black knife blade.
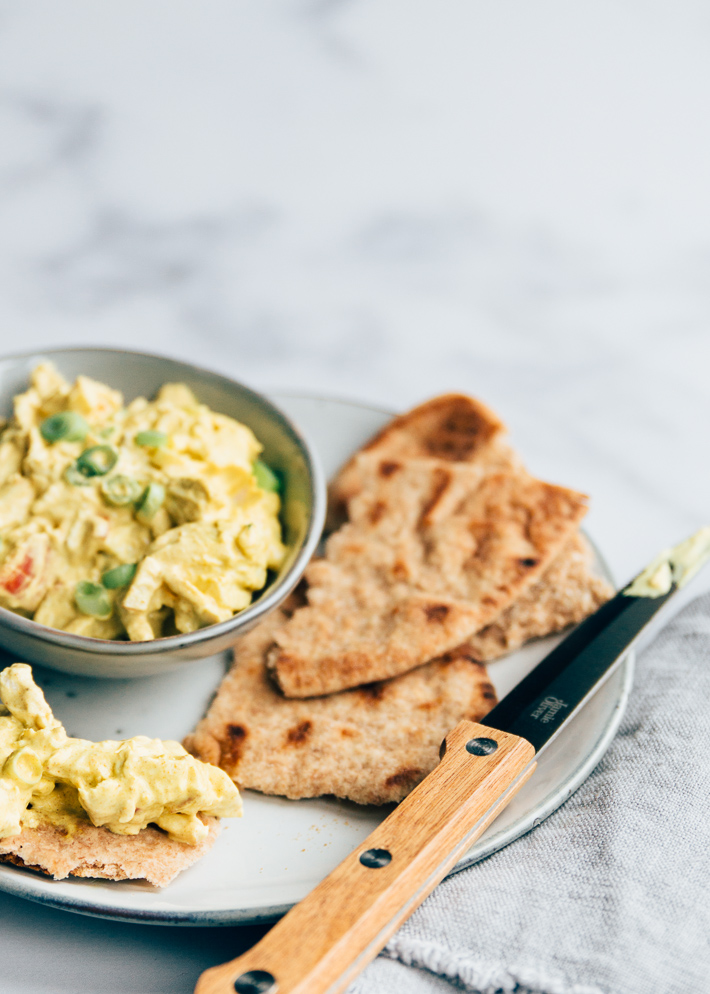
[481,527,710,752]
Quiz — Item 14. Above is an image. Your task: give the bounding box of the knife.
[194,528,710,994]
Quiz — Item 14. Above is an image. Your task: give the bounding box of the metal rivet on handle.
[234,970,277,994]
[465,737,498,756]
[359,848,392,869]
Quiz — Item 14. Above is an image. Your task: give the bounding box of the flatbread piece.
[467,533,613,661]
[329,392,514,520]
[269,457,589,697]
[184,604,497,806]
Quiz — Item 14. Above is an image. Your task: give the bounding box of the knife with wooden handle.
[195,530,710,994]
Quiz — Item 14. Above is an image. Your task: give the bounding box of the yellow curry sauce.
[0,364,285,640]
[0,663,242,844]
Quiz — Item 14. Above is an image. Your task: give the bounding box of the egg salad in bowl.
[0,363,286,642]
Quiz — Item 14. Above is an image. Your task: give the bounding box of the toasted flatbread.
[467,533,613,661]
[184,605,497,806]
[0,816,219,888]
[328,393,517,526]
[268,456,589,697]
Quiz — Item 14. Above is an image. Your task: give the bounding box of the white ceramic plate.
[0,394,631,926]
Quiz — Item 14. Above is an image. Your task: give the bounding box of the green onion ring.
[253,459,281,493]
[136,481,165,520]
[75,581,113,619]
[76,445,118,477]
[40,411,89,444]
[101,563,137,589]
[63,463,93,486]
[135,430,168,448]
[3,747,42,786]
[100,474,143,507]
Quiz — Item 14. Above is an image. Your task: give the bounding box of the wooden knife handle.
[194,720,535,994]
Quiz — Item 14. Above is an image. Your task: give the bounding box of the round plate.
[0,394,631,925]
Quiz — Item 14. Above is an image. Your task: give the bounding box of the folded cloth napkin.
[349,593,710,994]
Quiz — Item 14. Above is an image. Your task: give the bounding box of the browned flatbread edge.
[267,592,489,699]
[329,393,510,521]
[467,533,614,661]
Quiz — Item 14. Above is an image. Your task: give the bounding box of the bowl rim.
[0,345,326,655]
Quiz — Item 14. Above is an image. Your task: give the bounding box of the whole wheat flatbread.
[328,393,518,527]
[0,816,219,888]
[184,605,497,806]
[467,533,613,661]
[268,456,589,697]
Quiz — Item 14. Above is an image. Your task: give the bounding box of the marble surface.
[0,2,709,991]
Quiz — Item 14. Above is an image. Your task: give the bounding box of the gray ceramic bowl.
[0,348,326,678]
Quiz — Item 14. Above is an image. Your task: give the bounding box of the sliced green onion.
[136,482,165,520]
[63,463,93,486]
[75,581,112,619]
[135,430,168,448]
[76,445,118,477]
[3,747,42,786]
[99,426,116,439]
[253,459,281,493]
[101,563,137,589]
[40,411,89,444]
[100,474,143,507]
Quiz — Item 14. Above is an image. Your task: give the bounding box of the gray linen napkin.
[349,593,710,994]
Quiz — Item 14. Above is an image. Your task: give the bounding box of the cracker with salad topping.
[0,816,219,888]
[184,602,497,806]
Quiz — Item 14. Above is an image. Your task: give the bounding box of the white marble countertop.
[0,2,709,991]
